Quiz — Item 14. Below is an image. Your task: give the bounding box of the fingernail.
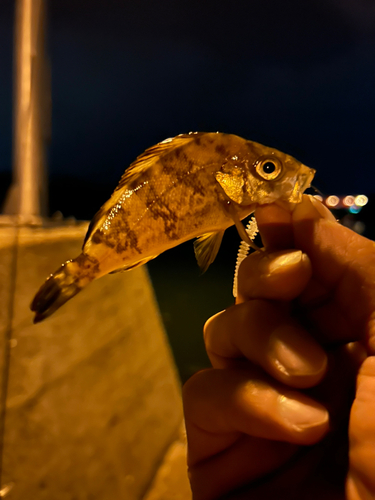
[278,394,329,430]
[269,325,327,377]
[293,195,337,222]
[308,195,337,221]
[266,250,302,274]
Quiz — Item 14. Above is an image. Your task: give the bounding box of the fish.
[30,132,315,322]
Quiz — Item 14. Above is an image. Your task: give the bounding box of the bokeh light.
[326,195,339,207]
[349,205,362,214]
[353,221,365,234]
[343,195,355,207]
[355,195,368,207]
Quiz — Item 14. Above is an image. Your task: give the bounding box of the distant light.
[326,195,339,207]
[355,195,368,207]
[353,221,366,234]
[349,205,362,214]
[314,195,323,202]
[343,195,355,207]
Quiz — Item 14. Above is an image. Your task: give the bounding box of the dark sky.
[1,0,375,203]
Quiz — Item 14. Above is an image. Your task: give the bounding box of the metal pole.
[3,0,49,220]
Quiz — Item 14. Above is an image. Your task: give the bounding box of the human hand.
[183,195,375,500]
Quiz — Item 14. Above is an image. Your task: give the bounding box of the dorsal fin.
[114,132,206,192]
[82,132,206,248]
[193,231,225,273]
[82,209,103,247]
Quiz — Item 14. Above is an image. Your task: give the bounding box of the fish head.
[215,140,315,207]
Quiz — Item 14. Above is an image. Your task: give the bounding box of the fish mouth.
[289,165,316,204]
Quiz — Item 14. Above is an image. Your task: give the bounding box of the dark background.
[1,0,375,380]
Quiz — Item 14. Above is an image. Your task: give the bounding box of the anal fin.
[194,231,225,273]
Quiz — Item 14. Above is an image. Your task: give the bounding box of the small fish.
[30,132,315,322]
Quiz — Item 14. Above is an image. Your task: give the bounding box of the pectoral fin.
[224,201,260,251]
[194,231,225,272]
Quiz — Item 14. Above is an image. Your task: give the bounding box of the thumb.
[292,196,375,351]
[254,194,337,252]
[256,195,375,350]
[292,195,375,295]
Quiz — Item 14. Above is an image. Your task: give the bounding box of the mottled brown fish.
[30,132,315,322]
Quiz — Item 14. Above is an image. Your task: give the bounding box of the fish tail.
[30,254,99,323]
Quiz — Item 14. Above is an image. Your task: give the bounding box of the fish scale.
[30,132,315,323]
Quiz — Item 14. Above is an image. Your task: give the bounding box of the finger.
[257,195,375,348]
[185,347,362,500]
[187,434,298,500]
[236,248,312,303]
[347,356,375,500]
[183,367,329,463]
[204,301,327,388]
[314,343,365,415]
[254,202,294,251]
[254,194,336,252]
[292,196,375,347]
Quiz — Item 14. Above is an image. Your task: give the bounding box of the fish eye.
[255,157,282,181]
[262,162,276,174]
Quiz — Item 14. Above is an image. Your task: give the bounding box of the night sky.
[1,0,375,213]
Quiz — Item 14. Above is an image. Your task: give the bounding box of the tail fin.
[30,254,99,323]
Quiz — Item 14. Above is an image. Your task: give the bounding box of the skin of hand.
[182,195,375,500]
